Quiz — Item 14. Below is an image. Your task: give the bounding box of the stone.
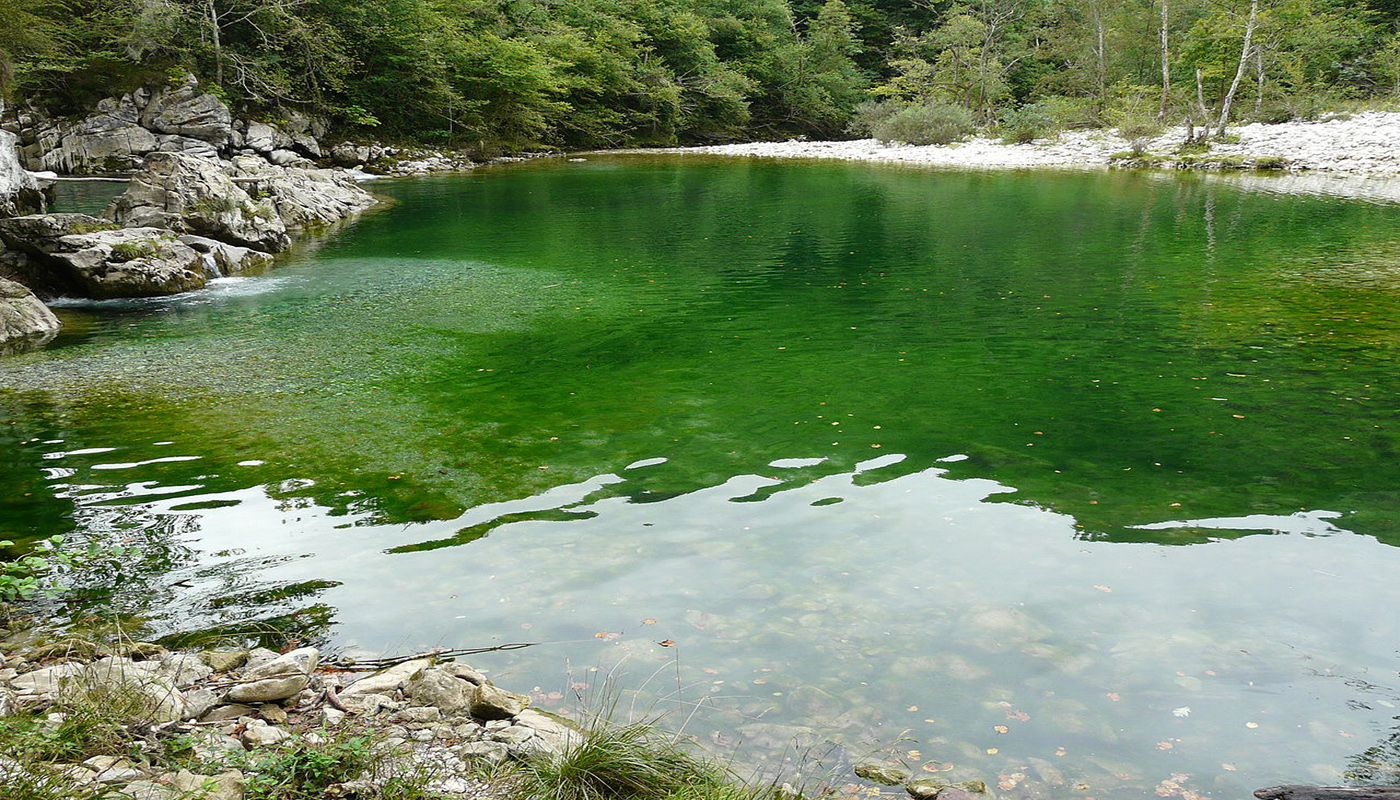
[108,152,290,252]
[440,663,487,685]
[855,762,911,786]
[241,719,290,747]
[405,667,472,712]
[227,673,308,704]
[83,755,146,783]
[117,642,167,661]
[30,97,161,175]
[338,691,395,715]
[201,703,257,722]
[489,725,535,745]
[243,648,280,670]
[0,277,60,354]
[243,122,282,153]
[118,780,179,800]
[258,704,288,724]
[454,741,509,765]
[201,650,249,673]
[182,688,220,720]
[321,707,346,727]
[82,659,188,724]
[0,215,207,298]
[243,647,319,681]
[468,682,530,720]
[906,778,949,799]
[936,789,982,800]
[10,662,84,694]
[396,705,441,724]
[167,769,245,800]
[340,658,431,697]
[266,149,310,167]
[178,235,276,278]
[158,653,214,687]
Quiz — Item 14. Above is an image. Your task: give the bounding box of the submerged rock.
[0,213,205,298]
[856,762,911,786]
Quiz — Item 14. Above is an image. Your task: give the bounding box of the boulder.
[0,277,60,354]
[108,152,290,252]
[179,235,274,277]
[243,647,319,680]
[341,658,432,697]
[404,667,473,712]
[0,130,45,214]
[855,763,911,786]
[227,673,308,704]
[243,122,283,154]
[241,719,290,747]
[166,769,245,800]
[200,650,249,673]
[228,155,374,230]
[81,658,188,723]
[140,73,234,148]
[468,683,530,720]
[39,227,206,298]
[9,662,84,694]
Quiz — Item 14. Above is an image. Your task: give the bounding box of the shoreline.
[656,110,1400,180]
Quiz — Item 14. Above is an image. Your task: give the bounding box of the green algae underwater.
[4,156,1400,798]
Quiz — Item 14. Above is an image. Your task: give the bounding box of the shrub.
[1251,156,1289,170]
[241,735,378,800]
[0,535,129,601]
[108,241,158,262]
[871,101,976,146]
[998,102,1061,143]
[845,99,902,138]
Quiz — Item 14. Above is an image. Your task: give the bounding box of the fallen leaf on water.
[1221,764,1238,771]
[1157,742,1174,750]
[906,750,922,760]
[921,764,941,774]
[594,632,619,641]
[642,619,657,625]
[986,748,999,755]
[1007,710,1031,722]
[907,705,919,712]
[1106,693,1122,702]
[994,725,1010,734]
[702,668,719,674]
[1172,707,1191,718]
[1246,722,1259,728]
[1094,585,1113,593]
[1055,748,1067,757]
[658,640,676,647]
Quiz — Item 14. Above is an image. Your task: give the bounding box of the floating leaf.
[1172,707,1191,718]
[594,632,619,641]
[1094,585,1113,593]
[1221,764,1238,771]
[1245,722,1259,729]
[1157,741,1174,750]
[994,725,1009,734]
[642,619,657,625]
[658,640,676,647]
[1106,693,1122,702]
[1007,710,1031,722]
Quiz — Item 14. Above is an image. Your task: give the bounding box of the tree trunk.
[1091,0,1107,108]
[1158,0,1171,120]
[1254,48,1265,113]
[208,0,224,87]
[1195,67,1209,132]
[1214,0,1259,138]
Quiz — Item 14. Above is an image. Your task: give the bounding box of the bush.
[0,536,129,601]
[998,102,1061,143]
[871,101,976,146]
[845,99,902,138]
[107,241,158,262]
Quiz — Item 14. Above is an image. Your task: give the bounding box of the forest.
[1,0,1400,155]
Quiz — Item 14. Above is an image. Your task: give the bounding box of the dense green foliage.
[2,0,1400,157]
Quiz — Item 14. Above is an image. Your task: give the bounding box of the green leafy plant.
[870,101,975,146]
[108,241,158,262]
[241,734,377,799]
[0,536,126,601]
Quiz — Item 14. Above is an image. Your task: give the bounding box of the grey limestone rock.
[108,152,290,252]
[0,277,59,353]
[0,130,45,214]
[468,682,530,720]
[405,667,473,712]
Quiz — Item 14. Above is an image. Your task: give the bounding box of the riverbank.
[668,110,1400,176]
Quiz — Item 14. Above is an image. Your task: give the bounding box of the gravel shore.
[673,110,1400,177]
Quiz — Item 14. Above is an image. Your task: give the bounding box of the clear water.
[5,156,1400,798]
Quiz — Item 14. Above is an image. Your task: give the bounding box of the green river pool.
[4,156,1400,798]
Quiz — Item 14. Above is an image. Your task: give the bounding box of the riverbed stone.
[856,763,911,786]
[906,779,949,799]
[166,769,245,800]
[227,155,375,230]
[440,663,487,685]
[468,682,530,720]
[455,741,509,765]
[10,662,84,694]
[179,235,274,277]
[201,650,249,673]
[405,667,472,712]
[140,73,234,147]
[227,673,308,704]
[201,703,257,722]
[244,647,319,681]
[341,658,431,697]
[242,719,291,747]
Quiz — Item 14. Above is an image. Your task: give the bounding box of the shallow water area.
[5,156,1400,798]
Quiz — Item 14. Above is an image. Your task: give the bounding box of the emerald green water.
[6,157,1400,796]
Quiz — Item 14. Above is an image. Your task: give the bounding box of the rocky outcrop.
[107,152,290,252]
[1,130,45,216]
[0,277,60,353]
[17,74,232,175]
[0,213,208,298]
[228,155,376,230]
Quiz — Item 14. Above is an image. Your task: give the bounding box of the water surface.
[5,156,1400,798]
